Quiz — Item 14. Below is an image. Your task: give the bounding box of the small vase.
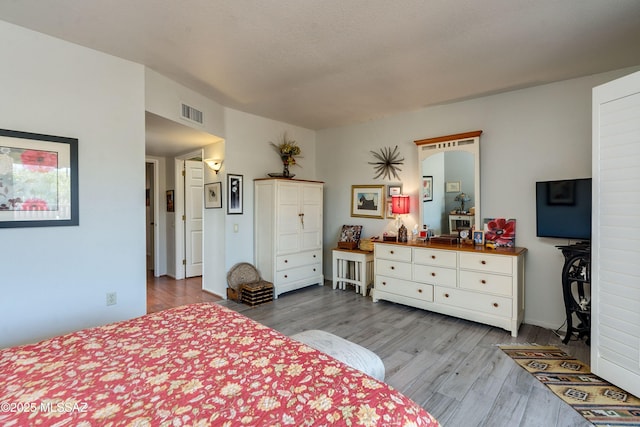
[282,155,291,177]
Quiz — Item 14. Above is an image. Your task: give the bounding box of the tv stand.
[556,242,591,345]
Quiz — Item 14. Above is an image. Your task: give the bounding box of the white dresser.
[373,242,526,336]
[254,178,324,298]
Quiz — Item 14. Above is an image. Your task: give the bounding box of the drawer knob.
[444,293,450,298]
[481,260,487,265]
[313,254,317,258]
[391,266,395,270]
[382,281,387,286]
[418,289,423,293]
[481,279,487,284]
[285,259,288,263]
[493,302,499,308]
[431,272,436,277]
[390,250,394,254]
[431,255,436,259]
[313,268,316,272]
[284,275,288,278]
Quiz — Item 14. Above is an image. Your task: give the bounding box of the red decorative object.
[20,149,57,172]
[391,195,410,215]
[484,217,517,247]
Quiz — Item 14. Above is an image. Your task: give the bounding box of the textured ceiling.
[2,0,640,153]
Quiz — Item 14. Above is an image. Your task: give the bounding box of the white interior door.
[592,70,640,397]
[185,160,203,277]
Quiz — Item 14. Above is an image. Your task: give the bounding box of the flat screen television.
[536,178,592,240]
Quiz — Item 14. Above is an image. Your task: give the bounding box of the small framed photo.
[351,185,385,219]
[166,190,175,212]
[473,230,485,246]
[204,182,222,209]
[386,200,395,219]
[227,174,243,214]
[446,181,461,193]
[387,184,402,197]
[422,176,433,202]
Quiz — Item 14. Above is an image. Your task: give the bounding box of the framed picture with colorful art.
[0,128,79,228]
[483,218,516,247]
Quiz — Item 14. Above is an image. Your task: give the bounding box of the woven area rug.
[499,345,640,427]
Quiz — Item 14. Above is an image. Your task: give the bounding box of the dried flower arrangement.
[269,132,302,177]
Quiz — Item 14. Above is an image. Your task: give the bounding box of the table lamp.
[392,195,410,242]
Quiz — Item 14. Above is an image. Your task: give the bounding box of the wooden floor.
[148,277,592,426]
[146,272,220,313]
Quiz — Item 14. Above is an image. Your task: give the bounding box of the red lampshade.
[391,195,410,215]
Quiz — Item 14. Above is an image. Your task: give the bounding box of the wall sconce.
[391,195,410,242]
[204,159,223,174]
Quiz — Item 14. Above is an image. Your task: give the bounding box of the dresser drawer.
[434,287,512,317]
[459,252,513,275]
[413,248,457,268]
[276,263,322,283]
[459,271,513,296]
[413,264,457,287]
[375,244,412,262]
[276,250,321,270]
[375,275,433,302]
[375,259,412,280]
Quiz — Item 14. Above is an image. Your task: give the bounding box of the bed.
[0,303,439,426]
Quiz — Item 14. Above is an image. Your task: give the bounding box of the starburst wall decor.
[368,145,404,180]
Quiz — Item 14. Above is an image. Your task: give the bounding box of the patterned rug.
[499,345,640,427]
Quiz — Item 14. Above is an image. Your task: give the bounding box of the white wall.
[145,68,225,138]
[0,21,146,348]
[221,109,317,294]
[317,66,640,331]
[202,140,226,295]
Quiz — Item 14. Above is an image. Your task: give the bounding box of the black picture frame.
[422,176,433,202]
[227,174,243,214]
[204,182,222,209]
[0,128,79,228]
[166,190,175,212]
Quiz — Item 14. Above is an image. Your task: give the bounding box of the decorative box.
[337,241,359,250]
[240,281,274,307]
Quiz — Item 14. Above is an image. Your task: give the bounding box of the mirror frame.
[414,130,482,235]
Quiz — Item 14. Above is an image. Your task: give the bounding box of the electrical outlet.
[106,292,117,306]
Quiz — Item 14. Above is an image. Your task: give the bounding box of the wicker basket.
[359,238,374,252]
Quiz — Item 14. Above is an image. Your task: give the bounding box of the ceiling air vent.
[180,103,204,124]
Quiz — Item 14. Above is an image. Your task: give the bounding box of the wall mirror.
[415,130,482,235]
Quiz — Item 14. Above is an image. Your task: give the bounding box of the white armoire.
[592,70,640,397]
[254,178,324,298]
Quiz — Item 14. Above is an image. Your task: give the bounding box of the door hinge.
[182,215,186,221]
[182,170,185,177]
[182,259,186,265]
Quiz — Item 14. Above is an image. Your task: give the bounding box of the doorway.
[145,159,160,276]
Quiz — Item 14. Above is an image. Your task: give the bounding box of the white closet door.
[592,70,640,397]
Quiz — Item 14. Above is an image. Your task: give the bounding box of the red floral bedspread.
[0,303,439,426]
